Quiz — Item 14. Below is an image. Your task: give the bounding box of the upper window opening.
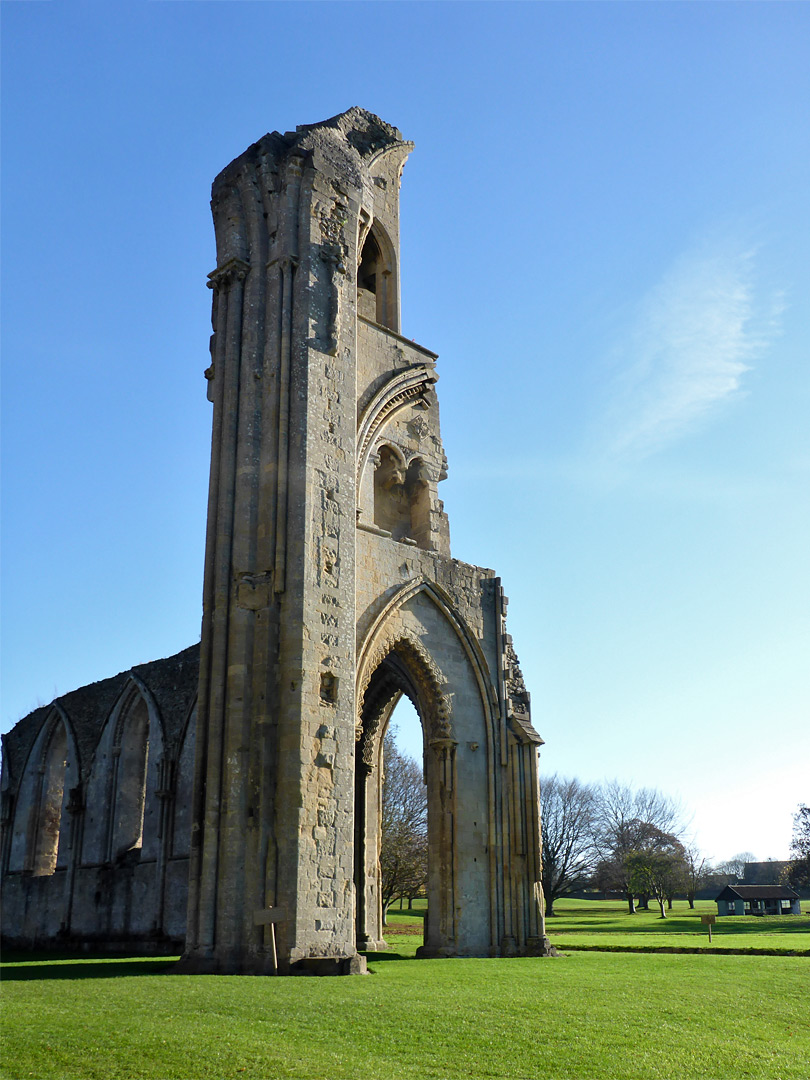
[357,224,397,331]
[358,232,381,296]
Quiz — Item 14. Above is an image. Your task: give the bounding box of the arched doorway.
[354,638,457,957]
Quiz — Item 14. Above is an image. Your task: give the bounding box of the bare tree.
[717,852,757,883]
[683,845,711,908]
[785,805,810,888]
[380,730,427,925]
[540,775,596,916]
[591,781,685,914]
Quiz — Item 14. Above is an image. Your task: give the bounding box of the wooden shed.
[715,884,801,916]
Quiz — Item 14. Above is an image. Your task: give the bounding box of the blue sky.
[2,1,808,864]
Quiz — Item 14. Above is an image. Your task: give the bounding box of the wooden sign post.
[253,908,285,972]
[700,912,716,943]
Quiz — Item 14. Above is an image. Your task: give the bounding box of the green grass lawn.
[2,900,808,1080]
[545,898,810,954]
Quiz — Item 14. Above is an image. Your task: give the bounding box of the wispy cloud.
[604,240,784,459]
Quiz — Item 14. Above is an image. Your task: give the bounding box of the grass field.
[2,900,808,1080]
[545,897,810,954]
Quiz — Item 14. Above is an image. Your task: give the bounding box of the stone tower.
[181,109,546,974]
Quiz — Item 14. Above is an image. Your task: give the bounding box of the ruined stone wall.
[1,646,199,951]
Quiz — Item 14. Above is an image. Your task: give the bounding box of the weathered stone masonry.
[1,109,548,971]
[1,647,198,950]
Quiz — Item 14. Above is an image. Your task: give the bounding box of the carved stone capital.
[207,257,250,291]
[266,254,299,273]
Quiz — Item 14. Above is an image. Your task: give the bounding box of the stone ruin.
[1,109,549,973]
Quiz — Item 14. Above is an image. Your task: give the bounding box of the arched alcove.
[373,447,433,550]
[7,712,72,876]
[111,692,150,859]
[357,222,397,330]
[32,720,68,875]
[374,445,409,539]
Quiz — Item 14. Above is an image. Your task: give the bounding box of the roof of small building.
[715,884,799,901]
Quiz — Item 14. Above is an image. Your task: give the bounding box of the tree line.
[541,775,808,917]
[378,733,809,923]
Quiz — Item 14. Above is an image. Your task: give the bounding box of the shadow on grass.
[362,950,417,964]
[0,954,179,981]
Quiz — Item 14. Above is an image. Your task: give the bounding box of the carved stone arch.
[359,576,499,750]
[356,366,438,490]
[357,631,452,769]
[175,694,198,758]
[36,705,73,771]
[101,675,164,862]
[112,675,166,751]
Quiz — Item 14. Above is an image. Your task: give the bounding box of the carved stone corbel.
[206,256,250,293]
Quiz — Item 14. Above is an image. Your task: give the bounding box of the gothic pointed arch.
[357,631,452,770]
[356,366,438,491]
[358,576,500,748]
[81,676,165,864]
[7,705,77,875]
[357,219,399,330]
[110,683,151,858]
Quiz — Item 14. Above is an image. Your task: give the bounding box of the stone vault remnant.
[1,109,548,972]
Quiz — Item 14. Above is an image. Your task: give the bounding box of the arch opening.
[357,223,397,330]
[32,720,68,876]
[111,693,150,859]
[354,642,456,956]
[380,700,427,925]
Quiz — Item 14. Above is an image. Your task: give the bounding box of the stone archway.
[354,635,458,956]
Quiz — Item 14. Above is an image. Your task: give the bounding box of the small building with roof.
[715,884,801,916]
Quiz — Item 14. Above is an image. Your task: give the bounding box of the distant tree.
[591,781,685,914]
[539,775,596,916]
[380,730,427,925]
[683,846,711,908]
[717,852,757,883]
[625,827,688,919]
[785,806,810,888]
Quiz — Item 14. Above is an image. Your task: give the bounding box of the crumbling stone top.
[2,644,200,786]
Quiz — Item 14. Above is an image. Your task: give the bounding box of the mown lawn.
[2,941,809,1079]
[3,901,808,1079]
[545,897,810,953]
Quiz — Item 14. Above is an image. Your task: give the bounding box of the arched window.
[32,719,68,875]
[111,693,150,858]
[357,223,397,331]
[8,712,70,876]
